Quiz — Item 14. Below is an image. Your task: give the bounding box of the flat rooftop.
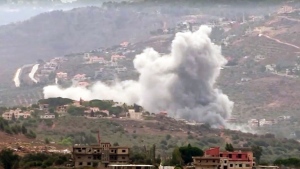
[109,165,154,167]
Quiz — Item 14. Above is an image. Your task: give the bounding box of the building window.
[229,154,232,158]
[237,154,242,158]
[213,160,215,163]
[220,154,223,157]
[122,156,125,159]
[230,164,233,167]
[122,149,126,153]
[88,156,92,159]
[239,164,243,167]
[224,160,227,164]
[79,162,83,166]
[77,156,81,159]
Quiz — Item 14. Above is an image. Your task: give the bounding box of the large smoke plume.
[43,25,234,127]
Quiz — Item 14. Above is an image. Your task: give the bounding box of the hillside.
[1,97,300,163]
[18,113,300,163]
[0,5,180,79]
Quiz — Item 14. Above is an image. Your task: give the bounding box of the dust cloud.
[43,25,234,127]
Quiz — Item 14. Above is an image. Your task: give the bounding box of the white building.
[73,74,87,81]
[56,72,68,79]
[40,114,56,119]
[127,109,143,120]
[2,109,31,120]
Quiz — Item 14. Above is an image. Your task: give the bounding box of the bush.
[25,130,37,139]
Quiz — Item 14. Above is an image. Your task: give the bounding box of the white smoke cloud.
[43,25,234,127]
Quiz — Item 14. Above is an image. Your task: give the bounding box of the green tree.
[67,106,85,116]
[45,138,50,144]
[179,144,203,164]
[11,113,16,122]
[21,125,27,134]
[171,147,183,166]
[0,149,19,169]
[225,143,234,152]
[252,145,263,163]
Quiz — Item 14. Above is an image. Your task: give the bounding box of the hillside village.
[2,1,300,169]
[0,3,299,140]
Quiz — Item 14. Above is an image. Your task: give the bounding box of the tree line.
[0,117,36,139]
[0,149,70,169]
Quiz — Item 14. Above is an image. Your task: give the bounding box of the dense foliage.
[225,143,234,152]
[179,144,204,164]
[274,158,300,167]
[0,149,19,169]
[39,97,73,107]
[0,117,35,139]
[0,149,70,169]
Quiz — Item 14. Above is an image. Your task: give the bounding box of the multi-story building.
[72,142,130,169]
[193,147,255,169]
[2,108,31,120]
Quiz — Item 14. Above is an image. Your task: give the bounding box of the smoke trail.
[13,68,22,87]
[43,25,234,126]
[29,64,39,83]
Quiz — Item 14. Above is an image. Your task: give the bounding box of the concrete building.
[193,147,255,169]
[1,108,31,120]
[109,164,154,169]
[40,114,56,119]
[56,72,68,79]
[72,143,130,169]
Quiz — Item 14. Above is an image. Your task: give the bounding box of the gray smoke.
[43,25,234,127]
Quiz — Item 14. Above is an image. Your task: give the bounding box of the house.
[120,41,130,48]
[2,109,31,120]
[259,119,276,126]
[77,81,90,88]
[40,114,56,119]
[115,67,127,73]
[193,147,255,169]
[90,107,100,112]
[83,53,91,60]
[73,143,130,168]
[41,68,55,74]
[39,104,49,111]
[127,109,142,120]
[277,116,291,121]
[265,64,276,72]
[73,98,84,107]
[225,117,238,123]
[43,62,57,70]
[56,105,68,116]
[73,74,87,81]
[248,119,259,127]
[51,57,64,63]
[157,111,168,117]
[56,72,68,79]
[111,55,126,62]
[241,78,251,82]
[88,56,105,64]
